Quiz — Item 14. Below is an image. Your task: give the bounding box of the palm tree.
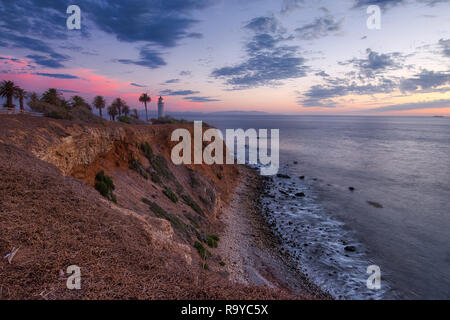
[112,98,125,116]
[139,93,151,122]
[122,104,130,117]
[41,88,63,106]
[93,96,106,118]
[107,104,118,121]
[0,80,19,108]
[15,88,27,112]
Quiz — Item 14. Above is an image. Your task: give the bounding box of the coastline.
[216,165,331,299]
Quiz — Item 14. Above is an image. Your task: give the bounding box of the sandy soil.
[217,166,331,299]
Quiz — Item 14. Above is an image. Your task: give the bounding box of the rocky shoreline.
[217,165,331,299]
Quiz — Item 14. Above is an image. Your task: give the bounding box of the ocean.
[180,114,450,300]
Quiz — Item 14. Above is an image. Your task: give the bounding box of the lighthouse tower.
[157,96,165,119]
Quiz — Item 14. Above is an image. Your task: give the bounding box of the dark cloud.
[295,16,345,40]
[160,89,200,96]
[353,0,406,10]
[439,39,450,57]
[369,99,450,112]
[180,71,192,76]
[33,72,79,79]
[400,70,450,93]
[117,47,166,69]
[300,67,449,107]
[60,89,80,93]
[244,16,283,34]
[164,79,181,84]
[353,0,448,10]
[0,0,215,70]
[299,77,397,107]
[26,55,67,68]
[212,16,307,89]
[130,83,146,88]
[186,32,203,39]
[341,48,403,78]
[183,96,220,102]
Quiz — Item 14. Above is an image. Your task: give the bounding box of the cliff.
[0,114,292,299]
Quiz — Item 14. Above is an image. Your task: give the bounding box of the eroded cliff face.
[2,115,292,299]
[1,114,239,263]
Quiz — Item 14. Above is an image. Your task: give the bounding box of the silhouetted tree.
[0,80,20,108]
[122,104,130,117]
[112,98,125,116]
[107,104,118,121]
[139,93,151,122]
[16,88,27,112]
[93,96,106,118]
[41,88,63,106]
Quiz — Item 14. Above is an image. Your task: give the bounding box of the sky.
[0,0,449,115]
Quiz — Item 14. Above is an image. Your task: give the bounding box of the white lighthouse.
[157,96,165,119]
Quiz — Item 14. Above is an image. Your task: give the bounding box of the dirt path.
[217,166,330,299]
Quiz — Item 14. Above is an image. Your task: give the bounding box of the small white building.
[157,96,165,119]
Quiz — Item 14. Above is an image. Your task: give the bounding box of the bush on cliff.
[129,158,148,180]
[206,234,219,248]
[163,187,178,203]
[95,171,117,203]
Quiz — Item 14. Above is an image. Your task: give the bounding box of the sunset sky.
[0,0,449,115]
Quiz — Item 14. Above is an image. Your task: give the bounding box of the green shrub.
[194,241,211,259]
[141,142,154,160]
[163,187,178,203]
[182,194,204,216]
[94,171,117,203]
[150,171,161,184]
[143,200,193,237]
[219,261,226,267]
[129,158,148,179]
[152,155,174,180]
[117,116,131,124]
[206,234,219,248]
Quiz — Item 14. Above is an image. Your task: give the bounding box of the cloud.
[342,48,403,78]
[164,79,181,84]
[186,32,203,39]
[439,39,450,57]
[130,83,146,88]
[0,0,215,70]
[299,77,397,107]
[212,16,308,89]
[60,89,80,93]
[117,47,166,69]
[0,33,70,68]
[352,0,406,10]
[280,0,305,14]
[180,71,192,76]
[353,0,448,10]
[369,99,450,112]
[295,16,345,40]
[33,72,79,79]
[400,70,450,92]
[160,89,200,96]
[183,96,220,102]
[244,16,283,34]
[26,55,67,68]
